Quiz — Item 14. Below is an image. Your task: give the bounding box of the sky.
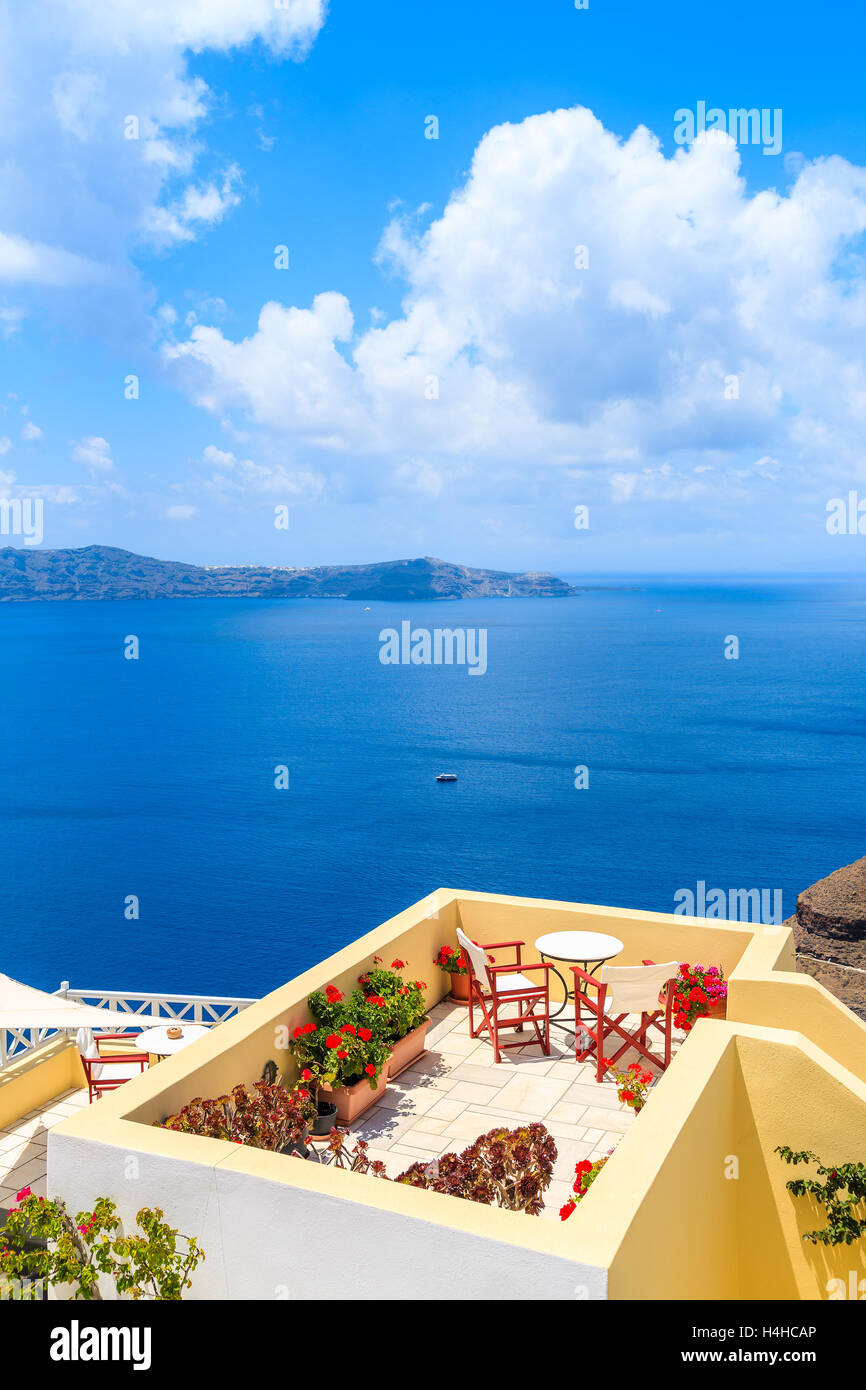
[2,0,866,574]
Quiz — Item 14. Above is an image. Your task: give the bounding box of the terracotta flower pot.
[448,970,470,1003]
[386,1018,429,1080]
[323,1068,388,1125]
[703,997,727,1021]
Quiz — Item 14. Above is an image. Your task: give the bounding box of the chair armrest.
[569,964,602,991]
[91,1053,146,1067]
[479,939,526,951]
[513,961,551,975]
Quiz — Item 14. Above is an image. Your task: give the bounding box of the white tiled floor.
[0,1005,682,1224]
[349,999,682,1220]
[0,1087,89,1210]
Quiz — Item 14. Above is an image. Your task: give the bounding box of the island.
[0,546,579,603]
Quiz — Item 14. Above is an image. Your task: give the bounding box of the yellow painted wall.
[0,1038,84,1131]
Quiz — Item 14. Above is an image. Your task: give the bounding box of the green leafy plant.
[357,955,428,1040]
[0,1189,203,1300]
[434,944,468,976]
[776,1146,866,1246]
[156,1080,315,1152]
[290,1011,390,1092]
[603,1057,654,1112]
[396,1123,557,1215]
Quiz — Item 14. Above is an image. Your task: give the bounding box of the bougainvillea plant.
[0,1189,203,1300]
[157,1081,315,1152]
[434,945,468,976]
[396,1123,557,1215]
[604,1058,654,1112]
[671,963,727,1031]
[559,1150,616,1221]
[775,1147,866,1246]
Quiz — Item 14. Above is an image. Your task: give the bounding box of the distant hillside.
[0,546,579,602]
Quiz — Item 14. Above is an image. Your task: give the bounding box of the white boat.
[436,773,458,782]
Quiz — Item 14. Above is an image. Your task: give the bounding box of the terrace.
[3,889,866,1299]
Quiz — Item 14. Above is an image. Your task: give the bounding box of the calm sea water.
[2,578,865,1000]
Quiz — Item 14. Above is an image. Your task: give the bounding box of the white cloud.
[71,435,114,474]
[165,504,196,520]
[21,421,43,441]
[162,105,866,520]
[0,1,326,314]
[0,437,11,455]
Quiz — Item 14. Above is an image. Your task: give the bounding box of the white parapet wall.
[47,1124,608,1300]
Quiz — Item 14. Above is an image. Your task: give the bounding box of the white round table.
[534,930,624,1026]
[135,1024,209,1060]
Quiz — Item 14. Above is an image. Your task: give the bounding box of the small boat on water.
[436,773,458,782]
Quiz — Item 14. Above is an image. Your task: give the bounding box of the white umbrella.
[0,972,161,1030]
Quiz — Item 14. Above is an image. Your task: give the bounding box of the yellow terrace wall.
[43,889,866,1300]
[0,1037,84,1132]
[575,1022,866,1300]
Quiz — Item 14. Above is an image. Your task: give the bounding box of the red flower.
[301,1069,312,1081]
[15,1187,32,1203]
[325,1034,341,1049]
[365,1064,375,1076]
[296,1088,309,1099]
[325,985,344,1003]
[373,955,383,965]
[641,1071,652,1084]
[575,1160,593,1175]
[336,1049,348,1059]
[621,1090,634,1102]
[293,1026,304,1038]
[414,981,426,990]
[340,1023,356,1035]
[391,958,407,970]
[560,1201,575,1221]
[358,1027,372,1041]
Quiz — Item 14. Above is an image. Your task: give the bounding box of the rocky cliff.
[789,855,866,1021]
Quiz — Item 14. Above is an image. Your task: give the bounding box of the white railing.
[0,984,257,1069]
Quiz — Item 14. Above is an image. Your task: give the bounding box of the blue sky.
[2,0,866,573]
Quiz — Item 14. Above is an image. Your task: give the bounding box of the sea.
[2,576,865,1001]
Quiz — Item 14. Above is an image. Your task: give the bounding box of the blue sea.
[2,578,865,1001]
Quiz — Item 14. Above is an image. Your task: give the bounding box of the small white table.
[135,1024,209,1061]
[535,930,624,1029]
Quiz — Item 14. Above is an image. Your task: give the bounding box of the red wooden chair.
[570,960,679,1081]
[78,1031,147,1103]
[456,926,552,1064]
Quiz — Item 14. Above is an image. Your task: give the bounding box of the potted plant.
[603,1058,654,1113]
[671,963,728,1031]
[358,956,430,1078]
[290,997,391,1126]
[434,943,470,1002]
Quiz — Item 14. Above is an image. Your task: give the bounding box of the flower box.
[322,1068,388,1125]
[386,1018,429,1080]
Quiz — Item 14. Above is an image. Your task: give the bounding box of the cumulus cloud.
[72,435,114,474]
[0,0,327,319]
[162,106,866,520]
[21,421,43,441]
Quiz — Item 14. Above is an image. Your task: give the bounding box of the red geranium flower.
[301,1068,312,1081]
[391,958,407,970]
[325,985,344,1003]
[325,1034,341,1049]
[365,1064,375,1076]
[336,1049,348,1059]
[358,1027,372,1041]
[340,1023,356,1035]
